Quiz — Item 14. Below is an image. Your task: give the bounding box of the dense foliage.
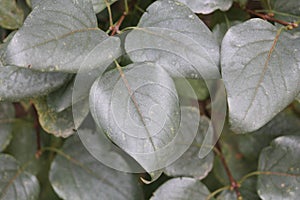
[0,0,299,199]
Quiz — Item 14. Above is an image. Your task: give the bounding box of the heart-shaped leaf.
[90,62,199,171]
[125,0,220,79]
[3,0,111,72]
[150,177,214,200]
[0,154,40,200]
[257,135,300,200]
[0,102,14,151]
[49,135,143,200]
[33,97,79,138]
[221,18,300,133]
[177,0,233,14]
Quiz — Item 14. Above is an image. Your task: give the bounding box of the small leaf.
[0,154,40,200]
[125,0,220,79]
[164,117,214,179]
[49,135,144,200]
[221,18,300,133]
[150,177,214,200]
[33,97,79,138]
[3,0,113,72]
[0,102,14,151]
[0,0,24,29]
[177,0,233,14]
[257,135,300,200]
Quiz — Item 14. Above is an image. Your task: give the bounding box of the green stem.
[238,171,300,185]
[206,185,230,200]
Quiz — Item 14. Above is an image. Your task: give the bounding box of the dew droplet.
[188,15,194,19]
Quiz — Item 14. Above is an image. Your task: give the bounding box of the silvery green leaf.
[257,136,300,200]
[221,18,300,133]
[0,64,71,101]
[90,62,199,171]
[178,0,233,14]
[49,135,144,200]
[150,177,214,200]
[125,0,220,79]
[3,0,110,72]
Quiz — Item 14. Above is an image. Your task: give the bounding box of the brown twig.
[246,9,298,29]
[215,141,242,200]
[110,12,127,36]
[32,104,42,158]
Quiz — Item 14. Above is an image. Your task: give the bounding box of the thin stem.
[246,9,298,28]
[206,185,231,200]
[124,0,129,14]
[215,141,242,199]
[255,9,300,19]
[238,171,300,185]
[223,13,230,29]
[32,105,42,158]
[110,12,127,36]
[104,0,114,28]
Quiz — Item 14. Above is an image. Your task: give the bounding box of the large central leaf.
[3,0,109,72]
[221,19,300,133]
[89,62,199,171]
